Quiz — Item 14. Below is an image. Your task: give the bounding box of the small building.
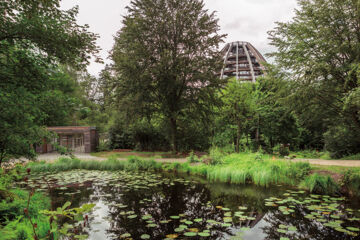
[36,126,99,153]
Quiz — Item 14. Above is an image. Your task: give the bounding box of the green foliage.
[342,170,360,197]
[0,189,51,240]
[300,174,339,195]
[40,201,94,239]
[97,140,111,152]
[324,124,360,159]
[109,0,225,152]
[268,0,360,157]
[0,0,99,164]
[272,144,290,157]
[186,151,200,163]
[29,156,163,173]
[290,150,331,160]
[178,153,311,187]
[209,147,225,165]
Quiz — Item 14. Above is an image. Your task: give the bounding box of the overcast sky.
[61,0,298,76]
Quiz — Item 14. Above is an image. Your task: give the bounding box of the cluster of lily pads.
[117,204,258,239]
[264,190,360,238]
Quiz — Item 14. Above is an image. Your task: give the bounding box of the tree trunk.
[236,120,241,153]
[170,117,177,153]
[0,150,4,168]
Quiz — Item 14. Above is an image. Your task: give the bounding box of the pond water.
[22,170,360,240]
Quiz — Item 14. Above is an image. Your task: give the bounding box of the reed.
[299,174,339,194]
[29,156,162,173]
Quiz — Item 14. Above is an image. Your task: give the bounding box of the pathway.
[293,158,360,167]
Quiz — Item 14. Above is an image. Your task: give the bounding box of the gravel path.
[293,159,360,167]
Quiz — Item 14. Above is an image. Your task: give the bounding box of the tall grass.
[29,156,162,173]
[299,174,339,194]
[342,169,360,196]
[174,153,311,187]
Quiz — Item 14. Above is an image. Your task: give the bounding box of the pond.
[21,170,360,240]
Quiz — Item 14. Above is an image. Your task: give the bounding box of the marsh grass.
[299,174,339,194]
[29,156,162,173]
[342,169,360,196]
[173,153,311,187]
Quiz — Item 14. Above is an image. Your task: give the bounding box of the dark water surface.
[24,170,360,240]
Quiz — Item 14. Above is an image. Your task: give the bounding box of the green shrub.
[97,140,111,152]
[272,144,290,157]
[186,151,200,163]
[209,147,225,165]
[342,170,360,196]
[324,124,360,158]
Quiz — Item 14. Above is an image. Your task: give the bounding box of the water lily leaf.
[184,232,197,236]
[347,227,360,232]
[166,234,178,238]
[288,226,297,231]
[221,223,232,227]
[141,234,150,239]
[120,233,131,238]
[198,232,210,237]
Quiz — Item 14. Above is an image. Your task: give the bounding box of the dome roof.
[220,41,267,82]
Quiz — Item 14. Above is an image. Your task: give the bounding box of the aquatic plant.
[185,154,311,187]
[342,170,360,196]
[299,174,339,194]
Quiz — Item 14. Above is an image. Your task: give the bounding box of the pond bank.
[25,154,360,197]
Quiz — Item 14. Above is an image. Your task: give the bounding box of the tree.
[110,0,225,152]
[220,79,256,152]
[268,0,360,157]
[0,0,99,166]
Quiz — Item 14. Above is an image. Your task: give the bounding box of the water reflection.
[45,171,360,240]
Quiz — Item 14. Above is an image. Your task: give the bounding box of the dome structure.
[220,41,267,82]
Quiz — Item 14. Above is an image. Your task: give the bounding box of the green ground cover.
[90,151,184,159]
[0,167,51,239]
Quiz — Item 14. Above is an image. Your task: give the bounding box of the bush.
[97,140,111,152]
[272,144,290,157]
[209,147,225,165]
[324,124,360,158]
[186,151,200,163]
[341,170,360,196]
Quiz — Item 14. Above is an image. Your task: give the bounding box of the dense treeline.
[0,0,101,166]
[1,0,360,164]
[98,0,360,158]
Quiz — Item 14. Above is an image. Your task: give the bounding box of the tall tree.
[268,0,360,157]
[111,0,225,151]
[0,0,99,166]
[220,79,256,152]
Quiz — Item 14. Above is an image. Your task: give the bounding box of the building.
[220,41,267,82]
[36,126,99,153]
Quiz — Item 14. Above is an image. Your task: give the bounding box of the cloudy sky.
[61,0,299,76]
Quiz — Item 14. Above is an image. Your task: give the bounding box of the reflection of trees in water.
[262,206,357,240]
[102,182,234,239]
[43,173,360,240]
